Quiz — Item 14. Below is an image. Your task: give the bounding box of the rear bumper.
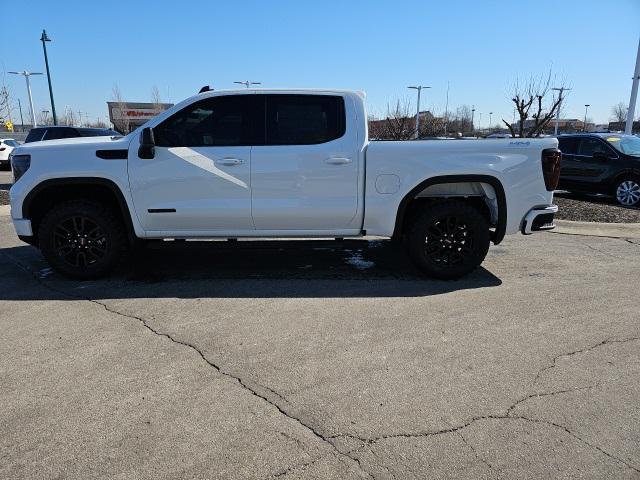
[521,205,558,235]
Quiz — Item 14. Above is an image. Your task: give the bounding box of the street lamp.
[489,112,493,129]
[41,109,50,125]
[583,104,590,132]
[471,106,476,134]
[552,87,571,136]
[9,71,43,127]
[40,29,57,125]
[408,85,431,139]
[625,36,640,135]
[234,81,261,89]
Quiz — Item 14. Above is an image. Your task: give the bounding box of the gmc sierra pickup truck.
[8,89,560,279]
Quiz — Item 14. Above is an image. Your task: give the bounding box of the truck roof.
[198,88,366,97]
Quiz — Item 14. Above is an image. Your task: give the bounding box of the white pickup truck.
[8,89,560,279]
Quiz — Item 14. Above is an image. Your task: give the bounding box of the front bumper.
[521,205,558,235]
[12,218,33,236]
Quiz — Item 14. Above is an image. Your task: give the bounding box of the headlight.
[11,154,31,183]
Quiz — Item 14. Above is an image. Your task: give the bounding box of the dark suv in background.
[24,126,120,143]
[557,133,640,206]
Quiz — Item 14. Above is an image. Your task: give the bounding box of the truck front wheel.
[38,200,126,279]
[407,200,490,280]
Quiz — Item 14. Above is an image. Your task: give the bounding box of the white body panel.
[127,145,253,231]
[250,92,365,230]
[9,89,556,243]
[363,138,556,236]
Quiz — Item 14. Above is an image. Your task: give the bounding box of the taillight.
[541,148,561,191]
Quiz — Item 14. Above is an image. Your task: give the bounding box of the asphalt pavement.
[1,208,639,479]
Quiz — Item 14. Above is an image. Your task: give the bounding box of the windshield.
[606,135,640,156]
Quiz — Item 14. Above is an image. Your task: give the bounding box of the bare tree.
[37,110,53,126]
[611,102,628,123]
[111,83,130,134]
[368,99,415,140]
[0,73,13,125]
[151,85,162,109]
[502,71,567,137]
[444,105,473,136]
[87,118,108,128]
[59,108,76,126]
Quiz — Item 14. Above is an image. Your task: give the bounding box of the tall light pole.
[625,36,640,134]
[444,81,450,137]
[489,112,493,129]
[17,99,25,131]
[40,29,57,125]
[552,87,571,136]
[9,71,43,127]
[583,104,590,132]
[471,105,475,134]
[234,81,261,89]
[408,85,431,139]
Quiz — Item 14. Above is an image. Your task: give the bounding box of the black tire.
[613,175,640,207]
[407,200,490,280]
[38,199,126,279]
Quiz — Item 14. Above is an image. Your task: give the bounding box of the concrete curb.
[553,219,640,239]
[0,204,10,216]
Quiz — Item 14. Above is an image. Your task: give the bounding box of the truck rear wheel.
[38,200,126,279]
[407,200,490,280]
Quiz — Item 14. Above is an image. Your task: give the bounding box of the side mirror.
[138,127,155,159]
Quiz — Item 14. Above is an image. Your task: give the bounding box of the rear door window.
[265,95,345,145]
[577,138,613,157]
[558,137,579,155]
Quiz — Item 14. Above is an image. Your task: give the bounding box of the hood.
[14,135,132,154]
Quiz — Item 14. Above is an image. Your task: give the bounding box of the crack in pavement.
[581,242,629,259]
[1,252,374,480]
[329,385,640,474]
[454,429,499,480]
[3,251,639,477]
[533,337,640,385]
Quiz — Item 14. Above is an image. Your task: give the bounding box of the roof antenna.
[199,85,212,93]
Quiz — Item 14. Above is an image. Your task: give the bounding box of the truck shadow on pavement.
[1,239,502,299]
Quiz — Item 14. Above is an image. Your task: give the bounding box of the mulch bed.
[555,193,640,223]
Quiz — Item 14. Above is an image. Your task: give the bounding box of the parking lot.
[1,205,639,479]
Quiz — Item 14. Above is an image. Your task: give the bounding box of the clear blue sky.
[2,0,639,127]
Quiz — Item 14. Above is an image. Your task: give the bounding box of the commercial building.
[107,102,173,134]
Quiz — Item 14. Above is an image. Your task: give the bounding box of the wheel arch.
[22,177,137,244]
[393,174,507,245]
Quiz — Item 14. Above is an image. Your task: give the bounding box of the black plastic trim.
[96,149,128,160]
[21,177,136,242]
[393,174,508,245]
[148,208,176,213]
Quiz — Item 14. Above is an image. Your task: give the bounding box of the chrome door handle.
[325,157,352,165]
[216,158,244,166]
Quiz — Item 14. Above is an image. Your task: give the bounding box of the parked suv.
[25,126,120,143]
[557,133,640,206]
